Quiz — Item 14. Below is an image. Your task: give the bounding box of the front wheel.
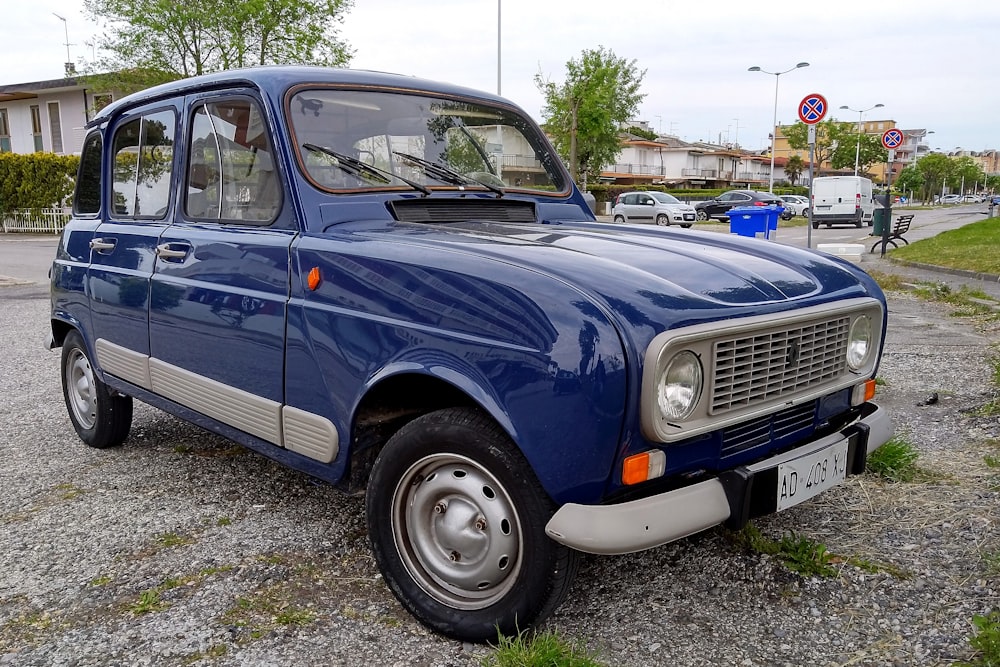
[366,408,578,642]
[802,208,810,218]
[696,209,708,221]
[613,215,625,224]
[60,330,132,448]
[655,214,669,226]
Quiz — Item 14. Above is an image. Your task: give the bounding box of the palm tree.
[785,155,805,185]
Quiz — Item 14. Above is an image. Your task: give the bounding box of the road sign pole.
[879,129,904,257]
[807,125,816,249]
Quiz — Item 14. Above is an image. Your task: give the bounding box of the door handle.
[156,243,190,260]
[89,238,116,252]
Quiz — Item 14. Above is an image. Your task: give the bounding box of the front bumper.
[545,402,893,555]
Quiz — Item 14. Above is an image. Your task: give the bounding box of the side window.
[75,132,103,215]
[111,110,176,218]
[185,98,280,223]
[623,194,637,205]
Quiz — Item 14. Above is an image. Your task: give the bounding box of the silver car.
[779,194,810,217]
[612,191,696,227]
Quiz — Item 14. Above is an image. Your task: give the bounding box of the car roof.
[90,65,519,127]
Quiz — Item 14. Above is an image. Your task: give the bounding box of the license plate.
[776,441,849,511]
[684,214,695,221]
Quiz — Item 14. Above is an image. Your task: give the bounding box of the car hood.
[344,219,876,337]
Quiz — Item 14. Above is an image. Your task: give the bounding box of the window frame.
[108,104,179,222]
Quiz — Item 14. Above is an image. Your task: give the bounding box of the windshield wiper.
[392,151,504,197]
[302,144,431,196]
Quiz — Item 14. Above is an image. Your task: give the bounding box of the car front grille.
[711,317,850,414]
[721,400,817,457]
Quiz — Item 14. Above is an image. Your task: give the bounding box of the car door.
[620,193,640,221]
[87,103,179,387]
[632,193,655,223]
[722,192,751,217]
[147,91,297,446]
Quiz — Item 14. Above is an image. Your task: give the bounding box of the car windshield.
[650,192,682,205]
[287,88,566,194]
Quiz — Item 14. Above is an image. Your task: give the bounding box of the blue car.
[49,66,893,642]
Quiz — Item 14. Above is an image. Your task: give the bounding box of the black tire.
[696,210,708,221]
[365,407,578,642]
[655,214,669,226]
[802,208,810,218]
[60,330,132,448]
[812,222,819,229]
[681,223,693,228]
[613,215,625,224]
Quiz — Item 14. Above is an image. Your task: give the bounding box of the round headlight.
[847,315,873,370]
[657,351,703,421]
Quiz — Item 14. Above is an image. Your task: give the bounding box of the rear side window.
[74,131,102,215]
[185,98,280,224]
[111,110,177,218]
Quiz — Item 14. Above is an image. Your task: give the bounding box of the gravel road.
[1,280,998,666]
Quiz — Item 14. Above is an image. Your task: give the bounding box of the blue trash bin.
[728,206,771,239]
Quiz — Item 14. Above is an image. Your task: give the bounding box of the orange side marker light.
[307,266,321,291]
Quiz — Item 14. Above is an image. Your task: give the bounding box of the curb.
[887,258,1000,284]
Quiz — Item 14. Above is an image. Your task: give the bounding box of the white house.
[0,75,114,156]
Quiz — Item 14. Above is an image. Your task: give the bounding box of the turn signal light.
[622,450,666,485]
[307,266,321,291]
[851,378,877,406]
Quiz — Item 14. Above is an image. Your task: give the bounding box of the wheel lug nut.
[449,551,461,562]
[475,518,487,531]
[434,501,447,514]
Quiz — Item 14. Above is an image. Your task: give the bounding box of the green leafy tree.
[784,154,804,185]
[915,153,953,202]
[950,156,985,192]
[830,131,888,177]
[894,164,924,198]
[81,0,354,93]
[783,119,850,168]
[535,47,646,186]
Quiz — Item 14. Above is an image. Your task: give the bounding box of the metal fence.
[1,208,71,234]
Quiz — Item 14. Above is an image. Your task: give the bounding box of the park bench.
[870,214,914,252]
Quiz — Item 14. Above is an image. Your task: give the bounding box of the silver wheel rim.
[390,453,522,610]
[66,348,97,430]
[656,215,668,226]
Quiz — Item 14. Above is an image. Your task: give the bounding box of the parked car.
[612,191,696,227]
[961,194,983,203]
[49,66,893,644]
[940,194,962,204]
[779,194,810,217]
[694,190,789,222]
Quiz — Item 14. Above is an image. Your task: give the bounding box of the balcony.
[682,168,718,178]
[605,163,668,176]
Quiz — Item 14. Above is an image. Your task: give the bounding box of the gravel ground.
[1,284,998,667]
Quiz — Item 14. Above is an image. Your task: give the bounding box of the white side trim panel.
[282,406,339,464]
[95,338,151,390]
[149,358,283,445]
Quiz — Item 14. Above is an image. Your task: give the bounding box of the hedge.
[0,153,80,215]
[584,183,810,205]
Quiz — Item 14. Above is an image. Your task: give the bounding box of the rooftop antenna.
[53,13,75,75]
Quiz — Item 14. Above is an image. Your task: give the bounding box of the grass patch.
[867,436,928,483]
[957,611,1000,667]
[733,524,837,578]
[837,555,910,579]
[156,532,196,548]
[482,629,605,667]
[982,551,1000,578]
[890,218,1000,275]
[910,283,1000,319]
[866,270,907,292]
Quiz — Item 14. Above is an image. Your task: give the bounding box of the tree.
[783,119,850,168]
[915,153,953,203]
[894,164,924,199]
[829,131,888,177]
[82,0,354,93]
[950,156,985,192]
[535,47,646,187]
[784,154,804,185]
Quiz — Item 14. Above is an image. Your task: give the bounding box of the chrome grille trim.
[712,317,849,413]
[640,297,884,444]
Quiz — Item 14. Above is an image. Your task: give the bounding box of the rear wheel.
[613,215,625,224]
[655,214,669,226]
[696,210,708,221]
[60,330,132,448]
[802,208,809,218]
[366,407,578,642]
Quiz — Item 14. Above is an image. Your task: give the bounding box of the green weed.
[867,436,922,482]
[481,629,605,667]
[956,611,1000,667]
[733,524,837,578]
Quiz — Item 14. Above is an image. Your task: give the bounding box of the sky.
[3,0,997,154]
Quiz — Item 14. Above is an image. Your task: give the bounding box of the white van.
[810,176,874,228]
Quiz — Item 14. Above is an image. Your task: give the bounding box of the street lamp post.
[839,103,884,176]
[748,62,809,193]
